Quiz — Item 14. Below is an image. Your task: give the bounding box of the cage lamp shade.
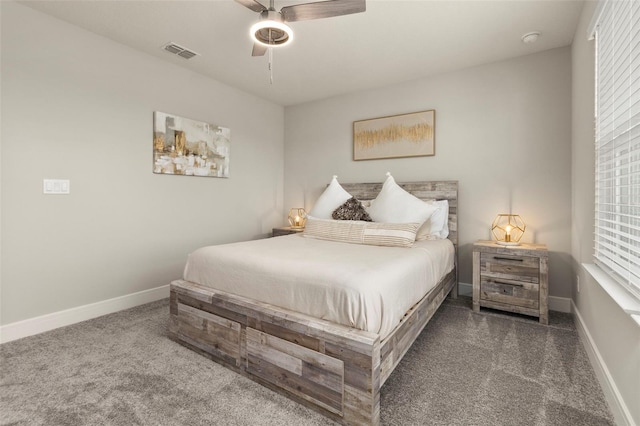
[491,214,526,246]
[288,208,307,229]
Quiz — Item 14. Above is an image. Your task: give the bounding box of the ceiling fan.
[235,0,366,56]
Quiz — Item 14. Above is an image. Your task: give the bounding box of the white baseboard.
[548,295,572,313]
[458,282,571,313]
[0,284,169,344]
[572,301,635,426]
[459,282,473,297]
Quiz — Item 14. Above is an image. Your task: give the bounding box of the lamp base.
[496,241,520,246]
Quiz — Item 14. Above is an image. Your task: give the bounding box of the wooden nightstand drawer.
[480,277,539,309]
[473,240,548,324]
[480,252,539,283]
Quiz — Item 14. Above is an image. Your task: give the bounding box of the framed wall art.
[353,110,435,161]
[153,111,230,177]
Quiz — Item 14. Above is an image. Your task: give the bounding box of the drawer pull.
[490,279,523,287]
[493,256,524,262]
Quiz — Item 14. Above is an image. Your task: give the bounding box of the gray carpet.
[0,297,614,425]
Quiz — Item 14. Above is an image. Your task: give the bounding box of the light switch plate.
[43,179,70,194]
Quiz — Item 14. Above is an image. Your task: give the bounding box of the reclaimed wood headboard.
[340,180,458,249]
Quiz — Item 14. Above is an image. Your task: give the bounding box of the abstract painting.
[353,110,435,161]
[153,111,230,177]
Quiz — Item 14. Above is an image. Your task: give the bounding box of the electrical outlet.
[577,275,580,293]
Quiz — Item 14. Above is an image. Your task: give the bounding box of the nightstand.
[472,240,548,324]
[272,226,304,237]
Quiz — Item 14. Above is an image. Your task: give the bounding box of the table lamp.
[288,208,307,229]
[491,214,526,246]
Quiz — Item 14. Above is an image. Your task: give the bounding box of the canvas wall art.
[353,110,435,161]
[153,111,230,177]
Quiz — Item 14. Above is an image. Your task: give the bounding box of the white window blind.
[593,0,640,300]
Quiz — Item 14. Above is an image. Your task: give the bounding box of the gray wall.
[571,2,640,424]
[284,47,573,297]
[0,2,285,325]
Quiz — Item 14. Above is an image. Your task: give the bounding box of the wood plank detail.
[178,293,248,326]
[325,342,372,391]
[247,337,304,376]
[169,291,177,315]
[472,250,481,312]
[539,256,549,324]
[344,384,380,425]
[172,282,214,304]
[176,302,241,367]
[177,326,240,367]
[250,328,343,374]
[303,360,344,394]
[246,328,344,415]
[256,320,321,352]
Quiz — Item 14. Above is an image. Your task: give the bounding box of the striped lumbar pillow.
[303,217,419,248]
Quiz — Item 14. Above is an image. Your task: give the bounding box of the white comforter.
[183,234,455,339]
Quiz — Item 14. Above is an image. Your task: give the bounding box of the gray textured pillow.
[332,197,372,222]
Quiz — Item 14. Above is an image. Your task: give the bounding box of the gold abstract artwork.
[353,110,435,161]
[153,111,230,178]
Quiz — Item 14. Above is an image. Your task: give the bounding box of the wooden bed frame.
[169,181,458,425]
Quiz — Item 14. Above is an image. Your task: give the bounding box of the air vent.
[162,42,199,60]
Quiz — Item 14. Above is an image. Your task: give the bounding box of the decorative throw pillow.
[367,173,437,225]
[308,176,352,219]
[416,199,450,240]
[332,197,372,222]
[303,217,419,248]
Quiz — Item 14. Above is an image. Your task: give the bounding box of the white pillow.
[308,176,352,219]
[416,199,449,240]
[367,173,437,225]
[303,217,419,248]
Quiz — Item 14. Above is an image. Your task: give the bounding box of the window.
[592,0,640,301]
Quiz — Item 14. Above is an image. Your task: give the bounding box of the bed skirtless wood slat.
[168,180,458,425]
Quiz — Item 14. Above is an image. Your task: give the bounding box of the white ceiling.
[21,0,585,106]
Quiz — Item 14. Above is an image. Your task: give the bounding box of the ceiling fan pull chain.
[269,46,274,85]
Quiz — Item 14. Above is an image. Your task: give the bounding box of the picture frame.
[153,111,230,178]
[353,110,435,161]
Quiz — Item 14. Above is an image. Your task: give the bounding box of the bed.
[169,180,458,425]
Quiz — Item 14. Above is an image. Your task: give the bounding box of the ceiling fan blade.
[252,43,268,56]
[281,0,365,22]
[235,0,267,13]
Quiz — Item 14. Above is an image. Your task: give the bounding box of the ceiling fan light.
[251,19,293,47]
